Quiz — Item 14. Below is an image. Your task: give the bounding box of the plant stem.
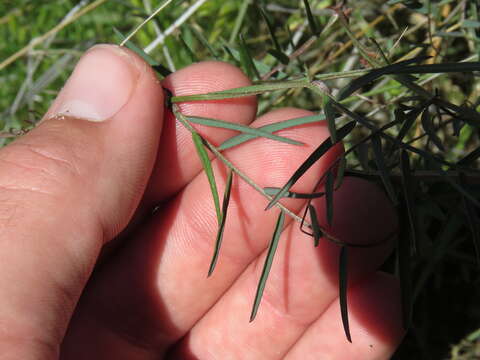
[172,105,307,225]
[173,104,392,248]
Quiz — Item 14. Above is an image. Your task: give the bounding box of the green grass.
[2,0,480,358]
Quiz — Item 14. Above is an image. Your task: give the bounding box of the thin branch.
[172,105,306,225]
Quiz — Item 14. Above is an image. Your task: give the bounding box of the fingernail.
[47,45,140,122]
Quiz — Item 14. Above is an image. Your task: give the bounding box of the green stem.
[172,105,306,225]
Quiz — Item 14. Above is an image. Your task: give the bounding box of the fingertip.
[162,60,257,121]
[349,272,405,349]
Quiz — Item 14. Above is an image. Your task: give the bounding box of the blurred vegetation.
[1,0,480,358]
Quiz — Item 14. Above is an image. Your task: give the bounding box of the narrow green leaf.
[421,109,445,152]
[435,99,480,126]
[466,328,480,342]
[339,246,351,342]
[188,24,219,59]
[450,179,480,208]
[219,114,325,150]
[400,150,417,255]
[375,61,480,75]
[172,79,309,102]
[371,134,398,205]
[221,43,280,75]
[221,44,239,64]
[462,19,480,28]
[452,115,464,137]
[458,146,480,166]
[324,96,337,143]
[192,132,222,224]
[186,116,304,146]
[395,104,425,144]
[250,211,285,322]
[330,58,480,137]
[325,170,335,226]
[178,33,198,63]
[285,23,296,54]
[229,0,250,44]
[266,121,356,210]
[257,4,282,53]
[413,211,463,301]
[267,48,290,65]
[355,143,371,171]
[335,156,347,190]
[336,56,430,102]
[303,0,319,35]
[308,204,322,247]
[330,98,454,170]
[369,37,390,65]
[239,34,260,80]
[422,198,446,221]
[460,174,480,266]
[208,170,234,276]
[264,187,325,199]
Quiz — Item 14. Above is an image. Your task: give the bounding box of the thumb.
[0,44,163,358]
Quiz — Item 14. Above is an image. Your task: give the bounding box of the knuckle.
[0,139,84,197]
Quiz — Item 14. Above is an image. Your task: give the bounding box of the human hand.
[0,44,404,359]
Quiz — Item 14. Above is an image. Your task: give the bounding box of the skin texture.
[0,44,404,359]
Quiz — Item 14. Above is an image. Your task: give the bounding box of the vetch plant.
[111,0,480,343]
[2,0,480,355]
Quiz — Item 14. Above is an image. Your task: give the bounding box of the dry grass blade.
[250,210,285,322]
[119,0,175,46]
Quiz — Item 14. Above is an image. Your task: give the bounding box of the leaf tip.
[265,201,275,211]
[207,264,215,278]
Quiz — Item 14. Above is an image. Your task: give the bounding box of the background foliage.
[1,0,480,358]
